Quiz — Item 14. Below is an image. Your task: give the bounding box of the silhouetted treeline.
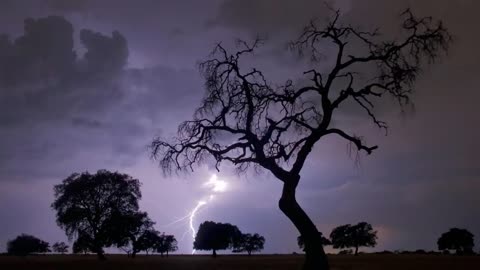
[7,234,50,256]
[194,221,265,257]
[297,223,476,256]
[51,169,177,260]
[1,170,476,259]
[3,180,478,259]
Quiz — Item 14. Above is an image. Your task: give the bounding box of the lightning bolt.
[189,200,207,254]
[164,174,228,254]
[162,174,228,254]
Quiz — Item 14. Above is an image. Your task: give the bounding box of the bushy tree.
[437,228,475,255]
[330,222,377,255]
[151,7,451,270]
[233,233,265,255]
[7,234,50,256]
[52,241,69,254]
[52,170,142,259]
[193,221,242,257]
[156,233,178,257]
[136,229,161,255]
[114,211,155,257]
[298,232,331,252]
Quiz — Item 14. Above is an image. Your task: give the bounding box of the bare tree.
[151,8,450,270]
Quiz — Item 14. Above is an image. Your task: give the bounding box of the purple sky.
[0,0,479,254]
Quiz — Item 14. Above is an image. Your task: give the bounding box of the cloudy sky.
[0,0,479,254]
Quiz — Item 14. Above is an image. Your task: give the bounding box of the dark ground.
[0,254,479,270]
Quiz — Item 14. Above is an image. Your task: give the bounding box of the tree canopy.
[233,233,265,255]
[52,242,69,254]
[156,233,178,257]
[330,222,377,255]
[113,211,156,257]
[7,234,50,256]
[437,228,475,255]
[51,170,142,259]
[193,221,242,257]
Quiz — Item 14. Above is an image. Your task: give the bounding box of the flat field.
[0,254,479,270]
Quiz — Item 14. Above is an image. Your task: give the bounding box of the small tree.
[52,242,69,254]
[156,233,178,257]
[7,234,50,256]
[233,233,265,255]
[151,7,451,270]
[330,222,377,255]
[298,232,331,252]
[114,211,156,258]
[52,170,142,260]
[193,221,242,257]
[437,228,475,255]
[136,229,162,255]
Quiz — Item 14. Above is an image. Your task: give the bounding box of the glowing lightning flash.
[163,174,229,254]
[185,174,228,254]
[189,200,206,241]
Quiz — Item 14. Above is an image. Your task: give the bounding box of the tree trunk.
[132,251,137,258]
[166,251,169,257]
[96,249,106,260]
[92,243,106,260]
[212,249,217,258]
[279,177,329,270]
[248,251,251,256]
[354,245,358,256]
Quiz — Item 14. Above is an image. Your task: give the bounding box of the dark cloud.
[210,0,337,36]
[79,29,128,77]
[0,16,75,86]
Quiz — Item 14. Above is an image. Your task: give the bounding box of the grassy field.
[0,254,479,270]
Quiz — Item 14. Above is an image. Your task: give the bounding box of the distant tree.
[51,170,142,260]
[151,6,451,270]
[233,233,265,255]
[7,234,50,256]
[298,232,331,251]
[52,242,69,254]
[156,233,178,257]
[193,221,242,257]
[114,211,156,258]
[136,229,162,256]
[437,228,475,255]
[330,222,377,255]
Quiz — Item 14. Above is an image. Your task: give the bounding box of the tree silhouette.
[298,232,331,252]
[151,7,450,270]
[113,211,156,258]
[193,221,242,257]
[156,233,178,257]
[51,170,142,260]
[7,234,50,256]
[52,242,69,254]
[233,233,265,255]
[437,228,475,255]
[132,229,161,256]
[330,222,377,255]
